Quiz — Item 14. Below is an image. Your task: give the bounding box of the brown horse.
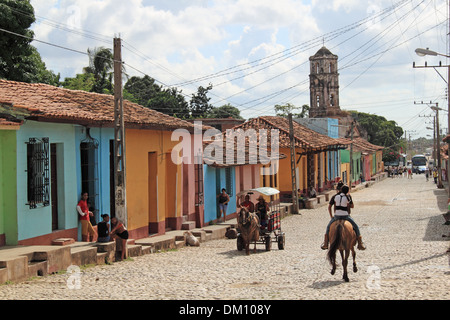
[327,218,358,282]
[237,207,260,255]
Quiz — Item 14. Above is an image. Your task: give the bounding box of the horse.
[237,207,260,255]
[327,218,358,282]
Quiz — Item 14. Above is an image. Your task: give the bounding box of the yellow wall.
[125,129,182,233]
[277,147,310,192]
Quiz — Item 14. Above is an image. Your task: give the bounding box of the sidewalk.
[0,174,388,284]
[0,219,241,284]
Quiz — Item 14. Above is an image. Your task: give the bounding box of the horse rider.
[321,184,366,251]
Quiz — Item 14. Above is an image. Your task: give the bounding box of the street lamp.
[415,48,450,58]
[415,47,450,193]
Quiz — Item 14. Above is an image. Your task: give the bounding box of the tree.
[61,73,95,92]
[83,47,114,94]
[206,103,243,119]
[274,103,309,118]
[350,111,404,162]
[124,75,161,103]
[124,75,190,118]
[148,88,190,119]
[189,83,214,118]
[0,0,59,84]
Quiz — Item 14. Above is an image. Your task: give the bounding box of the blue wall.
[15,121,115,242]
[75,126,114,226]
[203,165,236,224]
[16,121,78,241]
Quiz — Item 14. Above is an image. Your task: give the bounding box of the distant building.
[309,46,343,119]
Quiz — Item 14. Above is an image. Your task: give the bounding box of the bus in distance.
[411,155,427,173]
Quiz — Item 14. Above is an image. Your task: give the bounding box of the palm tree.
[83,47,113,94]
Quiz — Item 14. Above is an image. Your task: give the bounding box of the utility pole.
[433,104,444,188]
[288,114,299,214]
[113,37,127,226]
[349,120,354,188]
[416,101,443,188]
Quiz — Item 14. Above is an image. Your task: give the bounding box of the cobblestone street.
[1,174,449,300]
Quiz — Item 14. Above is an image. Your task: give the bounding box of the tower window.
[316,95,320,107]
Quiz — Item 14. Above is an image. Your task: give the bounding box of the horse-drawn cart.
[236,187,285,252]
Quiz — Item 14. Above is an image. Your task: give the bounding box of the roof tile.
[0,79,194,131]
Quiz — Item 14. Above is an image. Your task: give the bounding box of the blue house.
[0,79,195,245]
[203,165,236,223]
[294,117,341,189]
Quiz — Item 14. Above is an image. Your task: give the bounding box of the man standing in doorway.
[76,192,97,242]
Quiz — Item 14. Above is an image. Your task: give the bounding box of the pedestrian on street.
[433,168,438,184]
[76,192,97,242]
[97,214,111,243]
[110,217,129,260]
[217,188,230,222]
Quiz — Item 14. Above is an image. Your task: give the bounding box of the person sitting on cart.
[237,194,255,213]
[255,195,269,228]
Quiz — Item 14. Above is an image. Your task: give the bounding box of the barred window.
[26,138,50,209]
[225,167,233,197]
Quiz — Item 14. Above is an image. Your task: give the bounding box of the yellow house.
[97,99,198,239]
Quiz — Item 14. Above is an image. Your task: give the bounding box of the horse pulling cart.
[236,187,286,252]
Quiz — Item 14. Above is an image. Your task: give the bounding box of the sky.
[28,0,450,139]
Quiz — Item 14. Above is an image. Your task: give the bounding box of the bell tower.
[309,46,340,118]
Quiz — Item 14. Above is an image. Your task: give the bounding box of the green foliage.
[61,73,96,92]
[84,47,114,94]
[124,75,190,118]
[189,83,214,118]
[274,103,309,118]
[206,103,243,119]
[0,0,59,85]
[350,111,404,162]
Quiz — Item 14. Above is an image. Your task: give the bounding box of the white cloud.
[26,0,449,138]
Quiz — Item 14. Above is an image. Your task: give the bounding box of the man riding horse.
[321,183,366,251]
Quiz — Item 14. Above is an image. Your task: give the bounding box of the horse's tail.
[327,221,343,266]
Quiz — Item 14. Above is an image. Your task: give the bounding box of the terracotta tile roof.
[232,116,349,151]
[0,116,22,129]
[338,137,384,154]
[202,127,286,167]
[0,79,195,131]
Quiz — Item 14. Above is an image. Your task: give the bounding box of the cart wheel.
[237,234,244,251]
[278,233,285,250]
[265,236,272,251]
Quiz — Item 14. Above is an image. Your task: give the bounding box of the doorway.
[50,143,58,230]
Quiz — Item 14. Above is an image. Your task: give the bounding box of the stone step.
[70,246,98,266]
[96,252,109,265]
[127,244,142,257]
[175,240,186,249]
[181,221,196,230]
[28,260,48,277]
[142,245,154,255]
[52,238,75,246]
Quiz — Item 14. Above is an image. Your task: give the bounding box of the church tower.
[309,46,340,118]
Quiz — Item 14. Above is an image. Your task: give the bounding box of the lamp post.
[414,47,450,194]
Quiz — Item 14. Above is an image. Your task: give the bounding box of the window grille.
[26,138,50,209]
[194,163,204,206]
[225,167,233,197]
